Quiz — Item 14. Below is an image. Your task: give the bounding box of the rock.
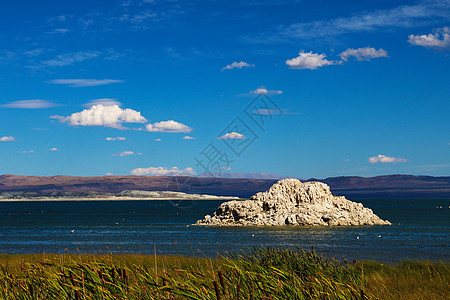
[195,179,391,226]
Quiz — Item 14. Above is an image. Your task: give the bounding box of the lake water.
[0,199,449,262]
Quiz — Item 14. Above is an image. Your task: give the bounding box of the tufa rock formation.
[196,179,391,226]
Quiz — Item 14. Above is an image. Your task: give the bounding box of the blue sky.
[0,0,449,179]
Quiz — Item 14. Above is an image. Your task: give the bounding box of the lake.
[0,199,449,262]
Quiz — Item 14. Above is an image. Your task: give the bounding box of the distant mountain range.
[0,174,449,199]
[199,172,291,180]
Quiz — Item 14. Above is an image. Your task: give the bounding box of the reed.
[0,248,448,299]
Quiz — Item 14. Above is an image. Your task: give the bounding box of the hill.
[0,174,449,199]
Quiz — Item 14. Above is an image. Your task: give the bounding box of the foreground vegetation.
[0,248,448,299]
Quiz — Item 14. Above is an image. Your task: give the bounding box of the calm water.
[0,199,449,262]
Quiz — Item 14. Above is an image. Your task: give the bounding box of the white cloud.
[118,151,142,157]
[49,147,59,151]
[83,99,122,108]
[215,167,231,171]
[1,100,57,109]
[106,137,126,141]
[20,150,34,154]
[154,138,162,142]
[52,105,147,128]
[182,136,196,140]
[286,51,337,69]
[218,132,246,140]
[408,26,450,49]
[339,47,388,61]
[252,108,286,115]
[130,166,196,176]
[112,151,141,157]
[146,120,193,133]
[250,87,283,95]
[0,136,16,142]
[24,48,45,57]
[368,154,407,164]
[42,51,101,67]
[48,79,124,87]
[273,2,450,40]
[106,172,114,176]
[221,61,255,71]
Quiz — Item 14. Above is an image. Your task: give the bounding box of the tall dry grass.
[0,248,448,299]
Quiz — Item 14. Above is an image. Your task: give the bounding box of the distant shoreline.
[0,195,240,202]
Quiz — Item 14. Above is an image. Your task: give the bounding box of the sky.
[0,0,449,179]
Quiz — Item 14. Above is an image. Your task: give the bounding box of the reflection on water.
[0,199,449,262]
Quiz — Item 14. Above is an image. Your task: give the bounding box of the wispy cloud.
[48,79,124,87]
[368,154,407,164]
[51,104,147,128]
[218,132,246,140]
[146,120,193,133]
[269,1,450,41]
[20,150,34,154]
[182,135,196,140]
[130,166,196,176]
[252,108,295,115]
[215,167,231,171]
[286,51,337,70]
[106,137,126,141]
[408,26,450,49]
[83,99,122,108]
[339,47,388,61]
[111,151,141,157]
[221,61,255,71]
[49,147,59,151]
[41,51,100,67]
[0,136,16,142]
[1,100,57,109]
[46,28,70,35]
[24,49,45,57]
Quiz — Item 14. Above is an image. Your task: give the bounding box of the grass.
[0,248,448,299]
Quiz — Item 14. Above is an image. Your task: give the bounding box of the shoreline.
[0,196,241,202]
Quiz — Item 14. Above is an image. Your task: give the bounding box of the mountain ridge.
[0,174,449,199]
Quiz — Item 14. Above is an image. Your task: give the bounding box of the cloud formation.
[0,136,16,142]
[286,51,336,69]
[42,51,101,67]
[252,108,286,115]
[218,132,246,140]
[368,154,407,164]
[273,1,450,40]
[112,151,141,157]
[408,26,450,49]
[339,47,388,61]
[146,120,193,133]
[154,138,162,142]
[106,137,126,141]
[49,148,59,151]
[221,61,255,71]
[83,99,122,108]
[251,87,283,95]
[1,100,57,109]
[52,104,147,128]
[49,79,124,87]
[130,166,196,176]
[182,136,196,140]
